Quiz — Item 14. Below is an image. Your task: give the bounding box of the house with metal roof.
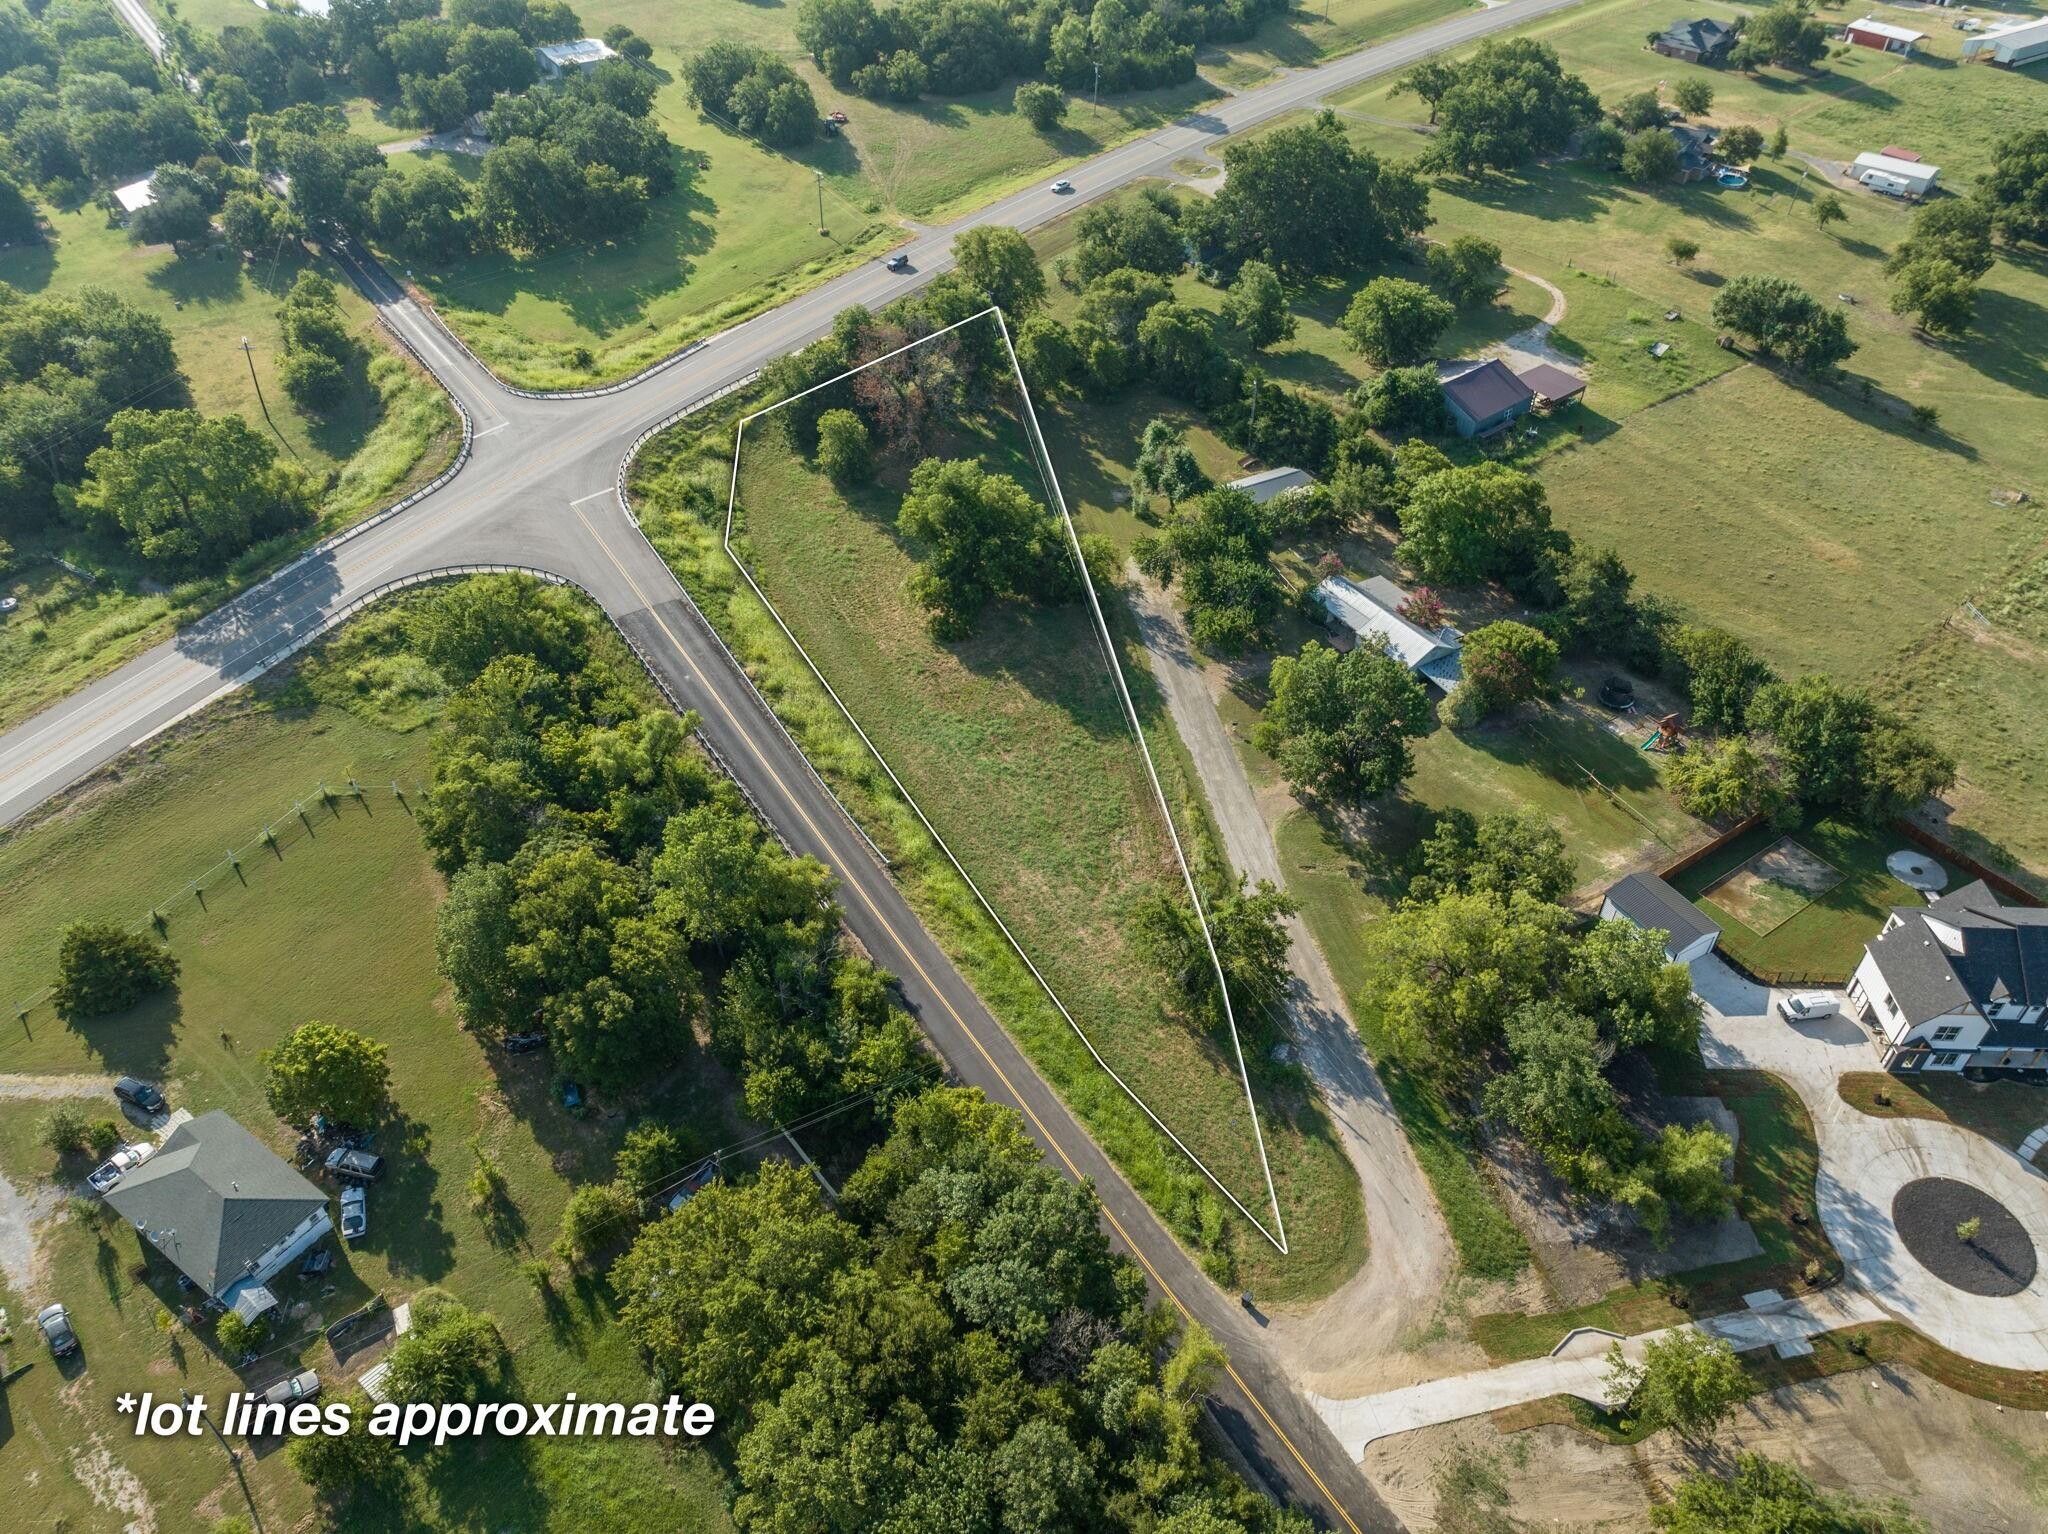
[1849,150,1940,198]
[1437,358,1534,438]
[1311,575,1463,691]
[1651,17,1737,64]
[1601,872,1722,965]
[1961,15,2048,66]
[104,1111,332,1306]
[112,176,157,217]
[1226,466,1316,505]
[1843,17,1926,54]
[536,37,616,78]
[1850,882,2048,1073]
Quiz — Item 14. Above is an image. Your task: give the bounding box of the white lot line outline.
[725,305,1289,1254]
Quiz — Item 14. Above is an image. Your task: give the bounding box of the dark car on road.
[324,1146,384,1183]
[113,1077,165,1114]
[885,252,910,272]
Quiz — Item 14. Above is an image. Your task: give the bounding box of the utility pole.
[181,1387,241,1468]
[815,170,826,237]
[239,337,299,461]
[1092,59,1100,105]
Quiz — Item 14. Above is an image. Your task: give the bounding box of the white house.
[1850,881,2048,1073]
[1849,151,1941,198]
[1226,466,1316,505]
[1961,15,2048,66]
[112,176,158,217]
[104,1111,333,1307]
[536,37,616,79]
[1311,574,1463,691]
[1601,872,1722,965]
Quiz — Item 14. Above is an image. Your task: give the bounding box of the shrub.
[41,1104,91,1156]
[815,408,873,483]
[53,922,179,1019]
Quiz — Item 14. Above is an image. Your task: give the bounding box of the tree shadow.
[1945,283,2048,396]
[0,234,57,293]
[64,988,181,1081]
[363,1108,456,1283]
[1446,164,1625,227]
[1795,366,1978,459]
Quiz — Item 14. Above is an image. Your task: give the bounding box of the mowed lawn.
[0,201,458,734]
[729,403,1363,1299]
[0,685,734,1532]
[1199,0,1479,88]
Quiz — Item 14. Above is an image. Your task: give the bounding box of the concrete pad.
[1774,1337,1815,1359]
[1743,1289,1786,1311]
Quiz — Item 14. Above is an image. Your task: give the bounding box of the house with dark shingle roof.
[1437,358,1535,438]
[1851,882,2048,1073]
[1601,872,1722,965]
[1652,17,1737,63]
[105,1111,332,1305]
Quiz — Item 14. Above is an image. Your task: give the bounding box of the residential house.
[105,1111,333,1309]
[1849,150,1941,198]
[536,37,616,79]
[112,176,157,219]
[1310,574,1463,691]
[1602,872,1723,965]
[1849,881,2048,1073]
[1438,358,1534,437]
[1961,15,2048,65]
[1843,17,1926,54]
[1650,17,1737,64]
[1226,466,1316,504]
[1669,122,1720,182]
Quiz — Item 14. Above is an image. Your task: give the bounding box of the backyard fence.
[1658,812,1767,883]
[1892,820,2043,908]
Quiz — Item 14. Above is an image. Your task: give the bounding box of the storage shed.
[1437,358,1534,438]
[1849,151,1941,198]
[1602,872,1722,965]
[1843,17,1926,53]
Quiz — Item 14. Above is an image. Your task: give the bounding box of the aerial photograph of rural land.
[4,0,2048,1527]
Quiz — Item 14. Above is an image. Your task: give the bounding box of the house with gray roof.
[1602,872,1722,964]
[105,1111,332,1305]
[1651,17,1737,64]
[1226,466,1316,505]
[1311,575,1463,691]
[1850,882,2048,1073]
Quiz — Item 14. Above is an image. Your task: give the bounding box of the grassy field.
[722,384,1363,1299]
[0,201,459,734]
[1669,816,1959,982]
[1838,1070,2048,1156]
[1309,0,2048,880]
[0,643,735,1531]
[1199,0,1479,88]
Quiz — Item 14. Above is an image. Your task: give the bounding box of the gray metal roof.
[105,1111,327,1297]
[1226,467,1316,505]
[1605,872,1721,953]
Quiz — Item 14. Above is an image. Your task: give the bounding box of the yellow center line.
[571,506,1364,1534]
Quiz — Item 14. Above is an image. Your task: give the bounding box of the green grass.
[1668,816,1956,982]
[0,201,459,734]
[1469,1069,1839,1360]
[0,635,734,1532]
[1838,1070,2048,1156]
[1199,0,1479,89]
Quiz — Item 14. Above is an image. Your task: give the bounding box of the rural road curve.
[17,2,1598,1525]
[1132,582,1457,1396]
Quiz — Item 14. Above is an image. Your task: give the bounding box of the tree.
[1363,890,1568,1078]
[954,225,1046,318]
[1014,80,1065,131]
[1664,624,1774,730]
[1392,59,1458,124]
[1885,198,1995,281]
[899,457,1075,639]
[129,188,212,254]
[1485,1000,1633,1184]
[368,163,473,263]
[1013,313,1081,395]
[1426,38,1600,177]
[1253,639,1431,802]
[1747,674,1953,820]
[554,1180,641,1266]
[1666,235,1700,266]
[1355,365,1451,437]
[1732,2,1828,71]
[1397,463,1566,593]
[1131,418,1211,512]
[1579,119,1628,170]
[1668,735,1792,824]
[1615,89,1666,133]
[1889,256,1977,337]
[289,1391,401,1500]
[66,409,316,570]
[814,407,872,483]
[1710,274,1856,373]
[1655,1453,1927,1534]
[1424,234,1503,307]
[1189,112,1429,278]
[614,1121,685,1192]
[1811,191,1847,235]
[1672,77,1713,117]
[1132,487,1281,653]
[263,1021,391,1128]
[1717,124,1765,164]
[219,190,296,254]
[1570,918,1702,1053]
[1342,276,1455,366]
[1135,876,1298,1022]
[1406,807,1576,907]
[1981,127,2048,247]
[1070,194,1185,286]
[383,1290,502,1403]
[40,1104,91,1156]
[1621,127,1681,184]
[52,922,178,1018]
[1223,259,1293,348]
[1453,621,1560,722]
[0,169,38,246]
[1606,1329,1750,1441]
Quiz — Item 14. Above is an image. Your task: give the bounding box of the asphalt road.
[12,2,1591,1522]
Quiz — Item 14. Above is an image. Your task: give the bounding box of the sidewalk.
[1309,1286,1883,1456]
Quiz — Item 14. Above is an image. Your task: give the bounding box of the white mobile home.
[536,38,616,79]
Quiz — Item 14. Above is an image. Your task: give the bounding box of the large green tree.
[954,224,1047,318]
[1654,1452,1927,1533]
[1710,274,1856,373]
[898,456,1076,639]
[1981,127,2048,247]
[1133,486,1281,653]
[1253,638,1430,802]
[263,1021,391,1128]
[1342,276,1455,366]
[52,922,178,1019]
[1425,38,1600,177]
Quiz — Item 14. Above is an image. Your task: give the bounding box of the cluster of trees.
[278,270,359,412]
[683,41,820,147]
[1398,39,1600,178]
[1729,1,1829,73]
[792,0,1291,105]
[1711,273,1856,373]
[417,576,918,1111]
[1364,808,1728,1241]
[1253,638,1431,802]
[899,456,1079,639]
[0,0,205,200]
[1884,197,1998,339]
[613,1086,1307,1534]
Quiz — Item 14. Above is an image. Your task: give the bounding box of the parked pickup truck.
[324,1146,385,1183]
[87,1141,155,1194]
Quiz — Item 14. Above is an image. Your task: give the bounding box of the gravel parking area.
[1892,1177,2037,1298]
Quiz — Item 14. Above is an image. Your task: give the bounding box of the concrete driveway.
[1695,955,2048,1369]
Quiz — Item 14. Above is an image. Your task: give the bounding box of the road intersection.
[8,4,1597,1523]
